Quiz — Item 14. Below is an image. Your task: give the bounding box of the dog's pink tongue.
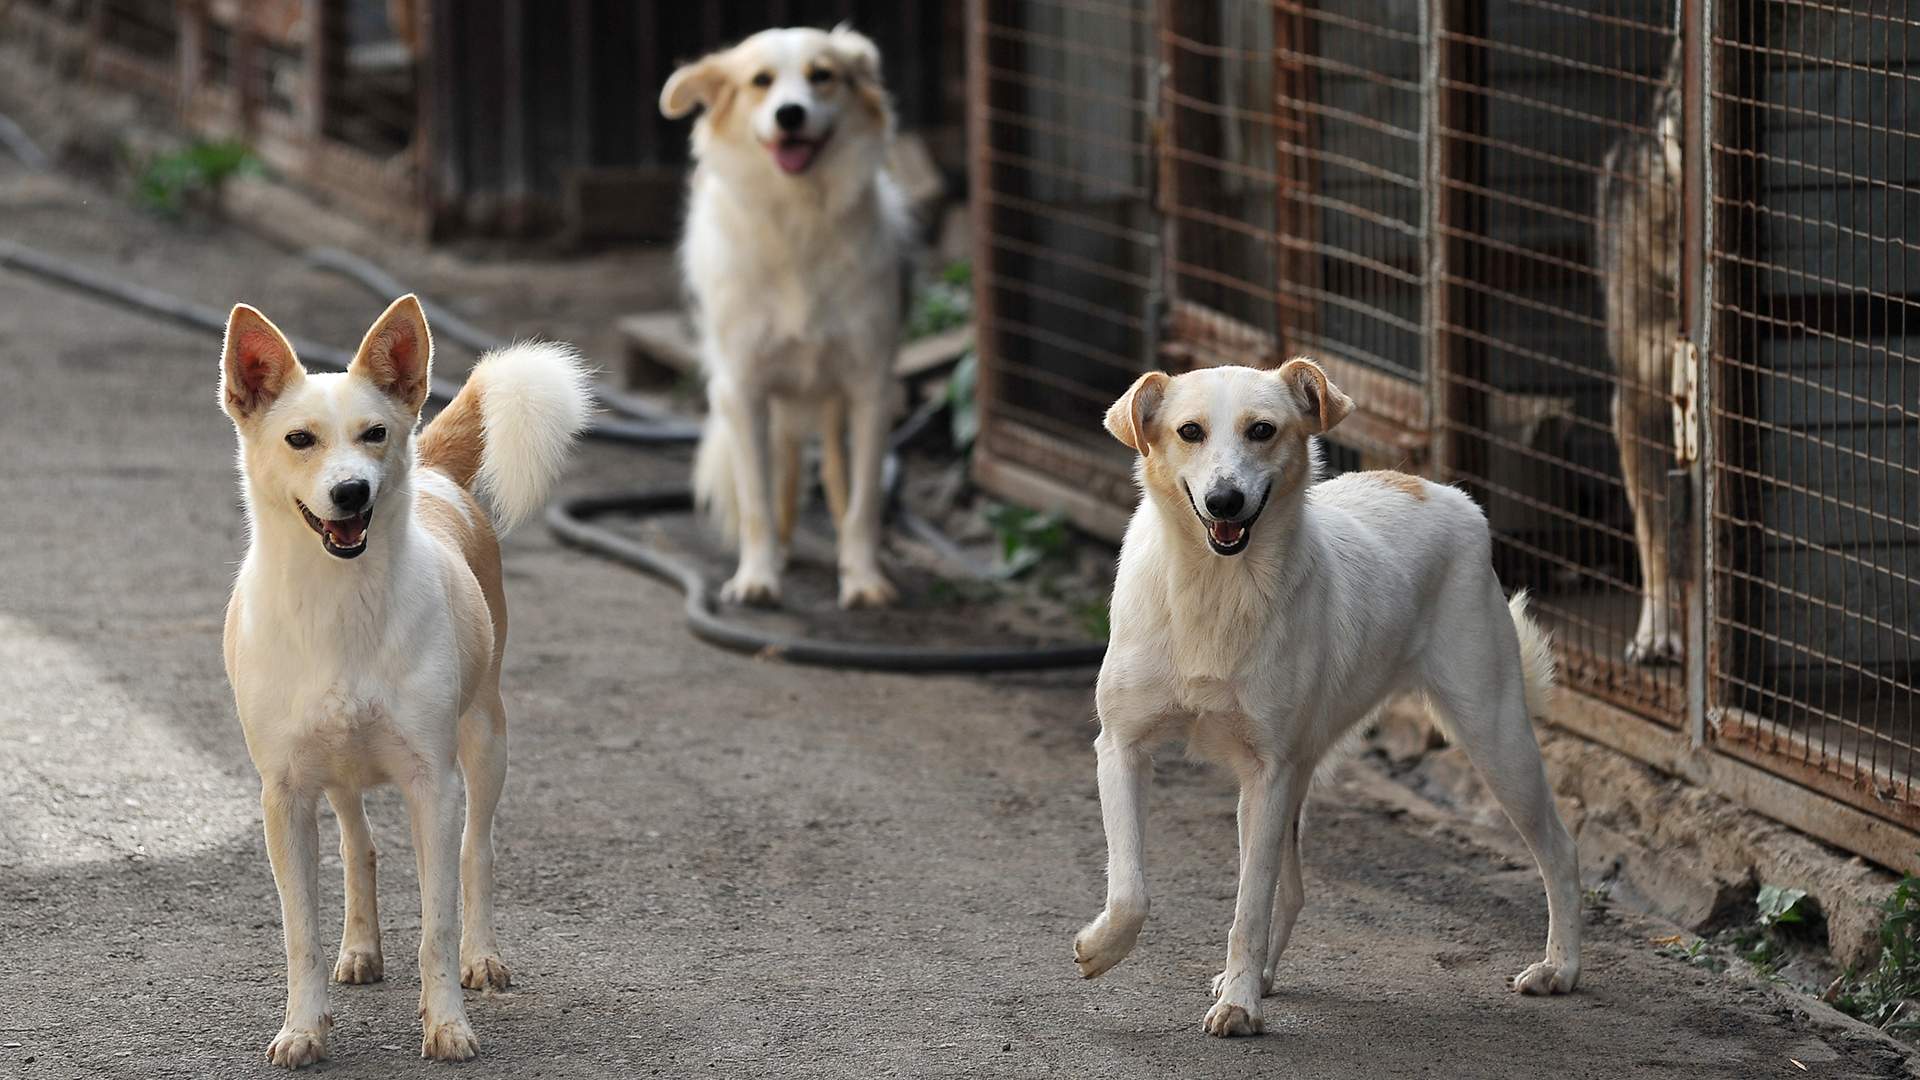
[773,139,817,174]
[1210,521,1246,545]
[327,516,368,548]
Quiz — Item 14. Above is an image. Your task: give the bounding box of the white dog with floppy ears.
[660,24,909,609]
[219,296,590,1067]
[1073,359,1582,1036]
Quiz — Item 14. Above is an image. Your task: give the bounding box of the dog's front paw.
[1510,959,1579,995]
[334,946,383,984]
[461,953,511,992]
[1202,997,1263,1037]
[1210,969,1275,999]
[837,569,898,610]
[1625,630,1682,666]
[719,568,781,607]
[421,1016,479,1061]
[266,1026,328,1069]
[1073,909,1145,980]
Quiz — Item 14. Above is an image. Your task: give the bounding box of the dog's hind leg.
[457,689,511,991]
[1421,586,1581,995]
[404,767,479,1060]
[1615,356,1681,665]
[326,788,383,984]
[1073,728,1152,981]
[262,783,331,1068]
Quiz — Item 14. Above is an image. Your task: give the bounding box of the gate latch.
[1671,338,1700,466]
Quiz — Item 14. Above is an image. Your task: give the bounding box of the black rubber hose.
[0,238,1105,671]
[547,494,1105,671]
[0,238,698,445]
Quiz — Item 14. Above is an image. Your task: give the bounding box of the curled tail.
[417,341,593,533]
[1507,588,1560,720]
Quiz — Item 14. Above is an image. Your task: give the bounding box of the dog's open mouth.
[298,500,372,559]
[769,132,830,175]
[1187,484,1271,558]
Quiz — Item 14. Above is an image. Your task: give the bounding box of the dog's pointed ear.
[1277,357,1353,434]
[661,54,725,119]
[1104,370,1170,458]
[349,294,433,417]
[220,304,305,422]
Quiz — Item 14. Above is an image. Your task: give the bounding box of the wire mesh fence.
[1709,0,1920,818]
[970,0,1920,850]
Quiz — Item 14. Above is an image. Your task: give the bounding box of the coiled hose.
[0,238,1106,672]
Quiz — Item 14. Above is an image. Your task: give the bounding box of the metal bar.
[1428,0,1486,490]
[1681,0,1710,748]
[965,0,999,453]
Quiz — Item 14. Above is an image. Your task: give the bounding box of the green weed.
[134,139,261,217]
[1833,873,1920,1031]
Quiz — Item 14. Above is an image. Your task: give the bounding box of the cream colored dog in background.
[660,24,909,609]
[220,297,590,1067]
[1073,360,1582,1037]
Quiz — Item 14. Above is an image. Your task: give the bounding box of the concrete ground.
[1,131,1915,1080]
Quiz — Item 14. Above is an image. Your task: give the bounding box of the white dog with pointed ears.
[1073,360,1582,1036]
[219,297,590,1067]
[660,24,909,609]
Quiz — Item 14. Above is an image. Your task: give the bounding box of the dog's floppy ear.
[349,294,433,417]
[220,304,305,423]
[661,54,727,120]
[1104,370,1170,458]
[830,23,890,119]
[1277,357,1353,434]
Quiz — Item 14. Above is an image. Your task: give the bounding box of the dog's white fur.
[1074,361,1582,1037]
[662,24,909,609]
[219,297,590,1068]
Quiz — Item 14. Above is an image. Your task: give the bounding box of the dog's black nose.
[1205,487,1245,520]
[332,479,371,514]
[775,103,807,132]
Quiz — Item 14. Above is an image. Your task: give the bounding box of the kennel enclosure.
[969,0,1920,869]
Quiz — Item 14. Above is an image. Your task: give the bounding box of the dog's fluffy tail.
[1507,588,1559,719]
[418,341,593,534]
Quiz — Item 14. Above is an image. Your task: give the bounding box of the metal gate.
[970,0,1920,869]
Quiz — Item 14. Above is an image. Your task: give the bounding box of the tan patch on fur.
[1361,471,1429,500]
[417,379,486,490]
[416,474,506,670]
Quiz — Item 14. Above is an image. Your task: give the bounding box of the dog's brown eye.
[362,425,387,444]
[1247,421,1276,442]
[808,68,834,84]
[1177,422,1205,443]
[285,430,315,449]
[752,71,774,88]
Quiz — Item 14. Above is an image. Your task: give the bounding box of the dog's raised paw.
[421,1016,479,1061]
[461,954,511,992]
[334,947,383,984]
[266,1027,327,1069]
[1202,999,1263,1038]
[1510,960,1578,995]
[1072,911,1143,980]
